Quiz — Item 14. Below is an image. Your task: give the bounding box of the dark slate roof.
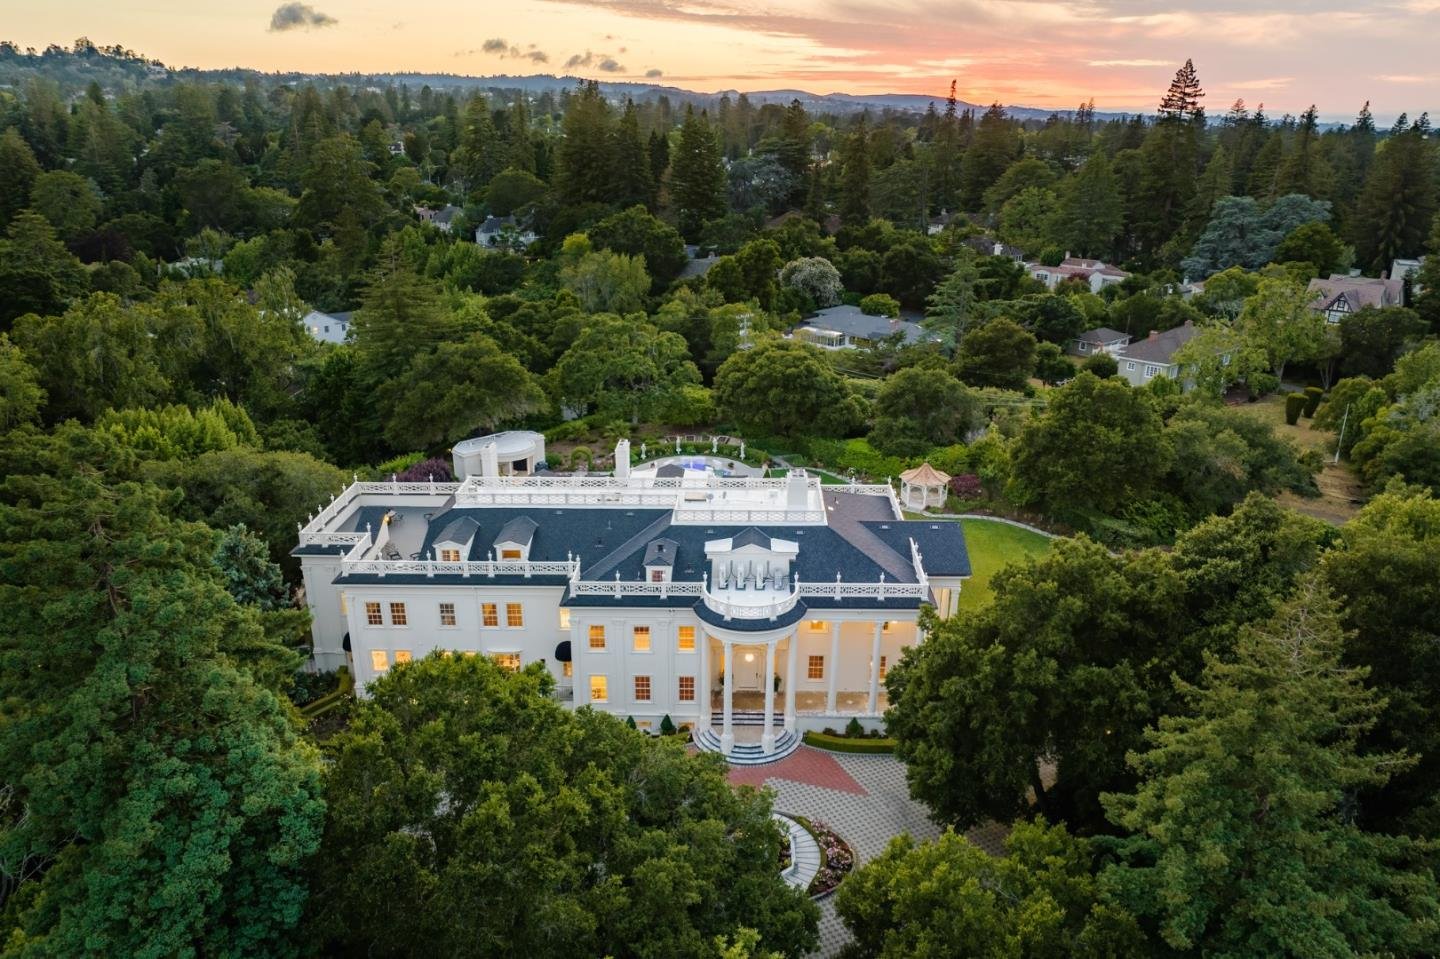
[693,599,810,631]
[494,516,539,547]
[799,305,936,346]
[435,515,480,545]
[863,520,972,577]
[1117,322,1199,365]
[1075,326,1129,344]
[643,538,678,567]
[730,527,772,550]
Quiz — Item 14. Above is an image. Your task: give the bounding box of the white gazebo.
[899,462,950,510]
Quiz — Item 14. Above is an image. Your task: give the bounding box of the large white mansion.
[294,435,971,762]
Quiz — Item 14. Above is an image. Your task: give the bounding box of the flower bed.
[795,816,854,897]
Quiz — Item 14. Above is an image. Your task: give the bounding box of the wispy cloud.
[1086,58,1169,67]
[460,37,550,63]
[1374,73,1433,83]
[268,2,337,32]
[645,67,663,77]
[1230,76,1294,90]
[564,49,626,72]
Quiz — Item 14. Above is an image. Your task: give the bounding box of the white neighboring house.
[303,309,352,345]
[476,215,538,249]
[1305,273,1405,324]
[1392,257,1427,298]
[1067,326,1131,358]
[417,204,463,234]
[1027,256,1130,293]
[294,437,972,762]
[791,305,939,350]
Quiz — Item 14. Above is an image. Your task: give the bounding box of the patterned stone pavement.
[729,746,1009,958]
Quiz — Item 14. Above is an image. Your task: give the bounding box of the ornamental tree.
[714,338,865,437]
[779,256,843,308]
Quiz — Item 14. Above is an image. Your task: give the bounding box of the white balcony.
[701,580,801,621]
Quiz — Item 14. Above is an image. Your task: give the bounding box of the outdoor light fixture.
[744,652,755,663]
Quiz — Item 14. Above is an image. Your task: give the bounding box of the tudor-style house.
[294,437,971,763]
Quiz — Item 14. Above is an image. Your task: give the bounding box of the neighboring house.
[961,236,1025,262]
[927,210,953,236]
[418,204,463,234]
[294,437,971,761]
[476,215,538,249]
[1026,256,1130,293]
[1112,320,1208,388]
[1306,273,1405,323]
[388,139,405,156]
[1067,326,1131,358]
[679,255,721,280]
[303,309,353,345]
[791,305,939,350]
[1392,257,1427,298]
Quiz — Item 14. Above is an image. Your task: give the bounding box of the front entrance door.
[734,647,764,691]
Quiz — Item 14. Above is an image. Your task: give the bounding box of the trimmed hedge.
[803,731,896,753]
[1285,393,1306,425]
[1302,386,1325,417]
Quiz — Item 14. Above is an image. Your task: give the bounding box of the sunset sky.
[9,0,1438,119]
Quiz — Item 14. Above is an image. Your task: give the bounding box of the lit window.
[389,602,407,626]
[506,603,524,627]
[589,625,606,650]
[365,602,383,626]
[559,608,572,629]
[370,650,389,672]
[493,652,521,672]
[634,675,652,701]
[677,626,696,651]
[563,661,573,678]
[439,548,461,562]
[633,625,651,652]
[879,655,888,680]
[808,655,824,680]
[590,675,609,702]
[439,602,456,626]
[808,620,828,632]
[501,548,522,560]
[482,603,499,627]
[395,649,413,664]
[678,675,695,701]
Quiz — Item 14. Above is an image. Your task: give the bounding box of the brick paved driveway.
[729,746,1009,958]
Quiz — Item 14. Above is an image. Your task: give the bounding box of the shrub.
[569,445,593,468]
[1080,352,1119,378]
[948,473,984,499]
[626,716,638,730]
[926,444,970,475]
[372,452,426,478]
[395,456,454,482]
[1302,386,1325,417]
[859,292,900,317]
[845,717,865,738]
[1249,372,1280,398]
[660,714,677,736]
[802,731,896,754]
[1285,393,1305,425]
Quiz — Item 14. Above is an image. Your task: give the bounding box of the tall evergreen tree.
[555,81,615,207]
[1276,106,1334,199]
[839,114,873,223]
[1348,126,1438,272]
[506,93,535,173]
[1103,578,1440,958]
[1054,152,1123,260]
[669,106,726,240]
[959,104,1020,211]
[611,100,655,210]
[1157,58,1206,121]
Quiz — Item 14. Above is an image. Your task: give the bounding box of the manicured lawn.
[957,518,1054,611]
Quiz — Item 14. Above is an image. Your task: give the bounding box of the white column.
[699,630,711,726]
[867,621,883,715]
[762,642,777,753]
[720,641,734,755]
[826,622,840,714]
[784,632,798,732]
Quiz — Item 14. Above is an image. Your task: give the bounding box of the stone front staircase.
[693,711,802,765]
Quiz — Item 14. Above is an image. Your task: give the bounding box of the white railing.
[797,577,927,601]
[339,541,581,579]
[297,479,461,545]
[701,581,801,621]
[570,578,704,599]
[456,488,680,507]
[674,508,827,524]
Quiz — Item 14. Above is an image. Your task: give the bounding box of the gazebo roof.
[899,462,951,486]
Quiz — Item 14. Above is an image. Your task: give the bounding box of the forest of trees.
[1,41,1439,957]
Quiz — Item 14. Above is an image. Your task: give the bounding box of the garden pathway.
[731,746,1009,958]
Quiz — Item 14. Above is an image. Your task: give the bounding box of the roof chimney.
[614,438,631,483]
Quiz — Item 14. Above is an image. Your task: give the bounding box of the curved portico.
[697,608,805,755]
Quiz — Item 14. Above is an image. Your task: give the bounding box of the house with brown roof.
[1305,274,1404,323]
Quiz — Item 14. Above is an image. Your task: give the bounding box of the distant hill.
[0,43,1131,121]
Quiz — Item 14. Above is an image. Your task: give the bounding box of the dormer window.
[644,538,678,584]
[493,516,538,562]
[431,514,480,563]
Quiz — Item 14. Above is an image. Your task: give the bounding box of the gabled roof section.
[1075,326,1129,344]
[1117,321,1199,365]
[494,516,539,547]
[643,538,679,567]
[434,515,480,545]
[730,527,772,550]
